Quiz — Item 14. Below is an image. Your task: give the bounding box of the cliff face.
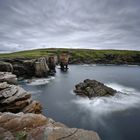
[69,52,140,65]
[0,57,56,78]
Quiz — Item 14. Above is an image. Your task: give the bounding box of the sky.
[0,0,140,53]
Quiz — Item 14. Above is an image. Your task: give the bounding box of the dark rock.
[48,56,56,73]
[0,61,13,72]
[13,64,27,77]
[23,59,36,77]
[59,54,69,71]
[74,79,116,98]
[0,57,57,78]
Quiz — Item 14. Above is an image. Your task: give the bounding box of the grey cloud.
[0,0,140,53]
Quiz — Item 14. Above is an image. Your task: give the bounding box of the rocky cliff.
[0,72,42,113]
[0,57,56,78]
[0,72,101,140]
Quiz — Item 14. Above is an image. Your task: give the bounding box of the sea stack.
[74,79,117,98]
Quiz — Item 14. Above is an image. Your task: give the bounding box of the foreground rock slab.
[74,79,116,98]
[0,112,100,140]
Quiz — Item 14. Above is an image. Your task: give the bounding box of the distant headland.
[0,48,140,65]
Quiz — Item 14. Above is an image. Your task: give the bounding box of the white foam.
[82,64,96,67]
[71,83,140,116]
[26,76,55,86]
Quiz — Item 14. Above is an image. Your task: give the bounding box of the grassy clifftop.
[0,48,140,65]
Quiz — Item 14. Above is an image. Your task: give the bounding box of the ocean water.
[20,65,140,140]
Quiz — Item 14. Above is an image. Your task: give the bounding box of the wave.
[26,76,55,86]
[71,83,140,115]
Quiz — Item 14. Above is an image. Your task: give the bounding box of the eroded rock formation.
[34,57,49,77]
[0,72,42,113]
[74,79,116,98]
[59,54,69,71]
[0,57,56,78]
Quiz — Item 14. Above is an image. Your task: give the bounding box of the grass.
[0,48,140,64]
[0,48,139,58]
[15,131,27,140]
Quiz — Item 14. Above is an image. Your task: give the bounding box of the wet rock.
[74,79,116,98]
[0,61,13,72]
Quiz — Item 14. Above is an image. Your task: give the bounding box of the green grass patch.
[0,48,140,59]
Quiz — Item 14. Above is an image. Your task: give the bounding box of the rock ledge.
[0,112,100,140]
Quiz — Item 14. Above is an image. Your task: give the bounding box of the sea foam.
[26,76,55,86]
[71,83,140,115]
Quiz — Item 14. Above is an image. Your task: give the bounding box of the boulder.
[0,112,100,140]
[74,79,116,98]
[0,61,13,72]
[34,57,49,77]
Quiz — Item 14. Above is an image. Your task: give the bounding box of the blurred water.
[20,65,140,140]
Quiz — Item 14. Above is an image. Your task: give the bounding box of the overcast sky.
[0,0,140,52]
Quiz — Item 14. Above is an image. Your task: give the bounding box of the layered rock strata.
[0,72,42,113]
[74,79,116,98]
